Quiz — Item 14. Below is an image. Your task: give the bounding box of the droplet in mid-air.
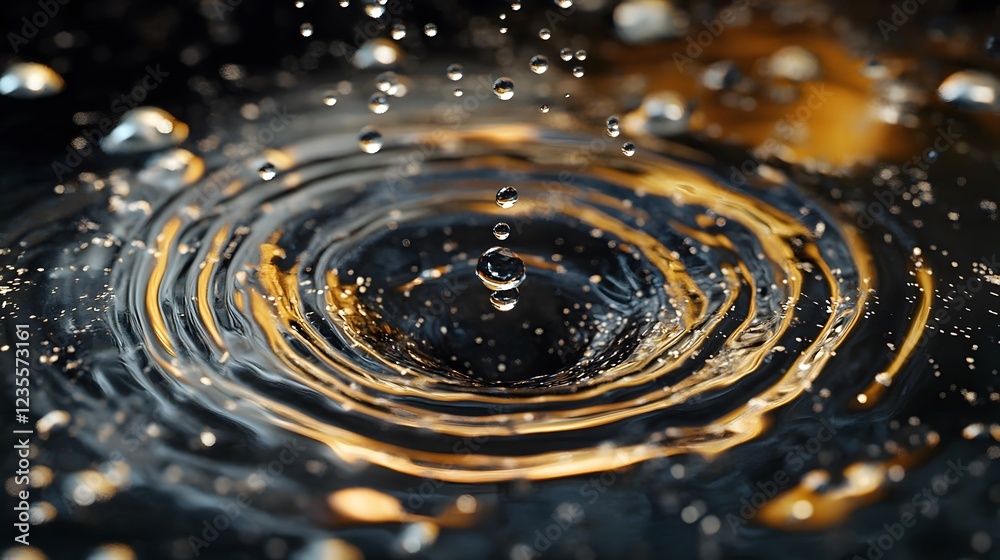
[339,0,349,6]
[424,23,438,37]
[496,186,518,208]
[364,0,385,18]
[490,288,520,312]
[530,55,549,74]
[294,1,305,8]
[539,28,551,40]
[476,247,527,291]
[299,23,314,37]
[575,50,587,61]
[493,78,515,100]
[258,163,277,181]
[510,2,521,11]
[391,23,406,40]
[359,128,383,154]
[493,222,511,240]
[606,116,621,137]
[323,94,338,106]
[622,142,636,156]
[539,104,550,113]
[375,71,398,93]
[447,64,463,81]
[368,93,389,114]
[559,48,573,61]
[554,0,573,8]
[453,88,463,97]
[572,67,585,78]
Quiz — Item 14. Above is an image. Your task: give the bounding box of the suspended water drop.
[299,23,314,37]
[490,288,520,312]
[496,186,518,208]
[476,247,527,291]
[500,27,508,34]
[493,222,511,240]
[938,70,1000,113]
[493,77,515,100]
[572,66,585,78]
[352,39,401,68]
[622,142,636,156]
[424,23,438,37]
[539,28,551,40]
[575,50,587,61]
[375,71,398,93]
[258,163,277,181]
[339,0,349,6]
[364,0,385,18]
[510,2,521,11]
[453,88,463,97]
[554,0,573,7]
[530,55,549,74]
[323,93,338,106]
[391,23,406,40]
[559,48,573,61]
[294,1,304,8]
[359,128,383,154]
[539,104,550,113]
[0,62,64,99]
[368,93,389,114]
[606,116,621,137]
[447,64,463,81]
[100,107,189,154]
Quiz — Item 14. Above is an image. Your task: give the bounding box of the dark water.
[1,1,999,559]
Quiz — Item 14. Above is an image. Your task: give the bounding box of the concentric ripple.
[104,122,932,483]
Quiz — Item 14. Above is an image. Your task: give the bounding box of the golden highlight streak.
[145,217,181,358]
[196,225,231,349]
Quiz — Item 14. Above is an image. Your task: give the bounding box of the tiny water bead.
[493,77,515,100]
[476,247,527,291]
[572,66,585,78]
[539,28,551,40]
[606,116,621,137]
[375,71,398,93]
[358,128,383,153]
[294,0,304,8]
[490,288,520,312]
[622,142,636,156]
[493,222,511,240]
[368,93,389,114]
[530,55,549,74]
[495,186,518,208]
[575,50,587,61]
[554,0,573,8]
[258,163,276,181]
[391,23,406,40]
[453,88,463,97]
[447,64,463,81]
[423,23,438,37]
[559,48,573,61]
[539,104,550,113]
[363,0,385,17]
[322,94,337,106]
[299,23,314,37]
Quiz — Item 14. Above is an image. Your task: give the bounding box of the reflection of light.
[373,45,397,65]
[25,75,44,91]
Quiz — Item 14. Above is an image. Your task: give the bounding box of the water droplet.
[359,128,383,154]
[447,64,463,81]
[138,149,204,189]
[500,27,508,34]
[339,0,349,6]
[554,0,573,8]
[575,50,587,61]
[368,93,389,114]
[510,2,521,11]
[391,23,406,40]
[768,45,820,82]
[477,247,526,291]
[299,23,314,37]
[938,70,1000,113]
[323,93,338,106]
[364,0,385,18]
[606,116,621,137]
[640,91,690,135]
[424,23,438,37]
[572,66,585,78]
[539,104,550,113]
[493,222,511,240]
[258,163,277,181]
[352,39,401,68]
[100,107,189,154]
[490,288,520,312]
[0,62,64,99]
[493,77,515,100]
[539,28,551,40]
[559,48,573,61]
[375,71,398,93]
[453,88,463,97]
[622,142,636,156]
[294,1,304,8]
[530,55,549,74]
[496,186,518,208]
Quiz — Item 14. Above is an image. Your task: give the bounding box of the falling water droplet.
[453,88,463,97]
[572,67,585,78]
[554,0,573,8]
[606,116,621,137]
[938,70,1000,113]
[0,62,64,99]
[375,71,398,93]
[424,23,438,37]
[622,142,636,156]
[447,64,463,81]
[299,23,314,37]
[364,0,385,18]
[368,93,389,114]
[510,2,521,11]
[530,55,549,74]
[490,288,520,312]
[575,50,587,61]
[539,28,551,40]
[476,247,527,291]
[539,104,550,113]
[391,23,406,40]
[496,186,518,208]
[339,0,349,6]
[359,128,383,154]
[258,163,277,181]
[323,94,338,106]
[493,77,515,100]
[559,48,573,61]
[294,1,305,8]
[493,222,511,240]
